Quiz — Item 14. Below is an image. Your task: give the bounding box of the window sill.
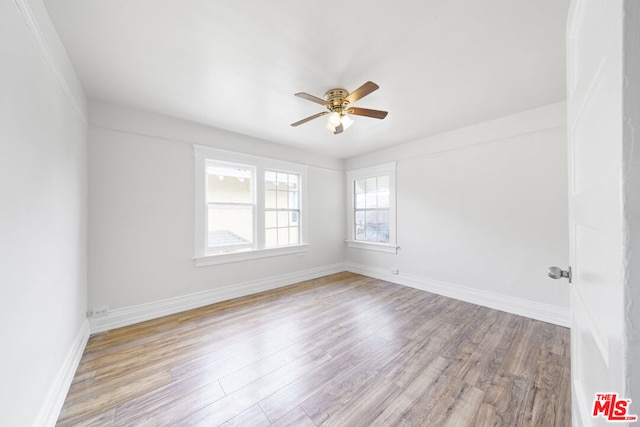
[194,244,309,267]
[345,240,399,254]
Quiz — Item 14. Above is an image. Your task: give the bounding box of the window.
[265,171,300,248]
[354,175,390,243]
[347,162,398,253]
[194,146,308,265]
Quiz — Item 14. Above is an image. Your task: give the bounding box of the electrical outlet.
[90,306,109,317]
[391,268,399,275]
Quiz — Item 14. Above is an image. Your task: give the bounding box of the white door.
[566,0,631,425]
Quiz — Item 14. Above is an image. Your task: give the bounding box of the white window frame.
[346,162,398,254]
[194,145,308,266]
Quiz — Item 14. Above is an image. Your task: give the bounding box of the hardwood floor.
[57,272,570,426]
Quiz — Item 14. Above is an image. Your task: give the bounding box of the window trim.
[194,145,308,265]
[193,244,310,267]
[346,162,398,253]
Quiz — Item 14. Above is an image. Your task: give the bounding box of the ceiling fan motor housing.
[324,88,349,113]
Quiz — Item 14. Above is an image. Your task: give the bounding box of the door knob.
[548,266,572,283]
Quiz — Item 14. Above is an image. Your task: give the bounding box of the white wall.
[345,103,570,325]
[623,0,640,408]
[0,1,88,425]
[87,102,345,323]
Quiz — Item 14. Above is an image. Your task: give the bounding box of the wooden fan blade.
[295,92,329,106]
[333,123,344,135]
[290,111,328,127]
[346,107,388,119]
[344,81,379,104]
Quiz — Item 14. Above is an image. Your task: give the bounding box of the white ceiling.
[43,0,569,159]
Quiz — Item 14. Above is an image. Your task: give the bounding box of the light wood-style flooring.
[57,272,570,426]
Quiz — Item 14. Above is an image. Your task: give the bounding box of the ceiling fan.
[290,81,388,134]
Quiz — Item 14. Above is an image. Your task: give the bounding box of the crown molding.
[12,0,87,122]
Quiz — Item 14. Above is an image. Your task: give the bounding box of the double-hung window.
[265,171,300,247]
[346,162,398,253]
[194,146,308,265]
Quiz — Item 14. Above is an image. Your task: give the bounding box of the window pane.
[364,210,389,243]
[265,228,277,248]
[208,206,253,247]
[290,227,299,244]
[355,210,366,241]
[277,211,289,227]
[365,177,377,193]
[276,173,288,189]
[278,227,289,245]
[265,171,277,190]
[207,165,252,203]
[265,211,277,228]
[264,171,302,248]
[378,175,389,192]
[365,190,377,208]
[355,193,365,209]
[265,190,277,209]
[377,211,390,243]
[377,190,390,208]
[377,175,390,207]
[289,191,299,209]
[277,191,289,209]
[290,211,299,226]
[365,211,377,242]
[355,179,366,194]
[289,175,299,191]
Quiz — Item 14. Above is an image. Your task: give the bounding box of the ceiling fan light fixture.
[327,112,341,128]
[341,114,354,130]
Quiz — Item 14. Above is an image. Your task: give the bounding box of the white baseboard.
[35,319,90,427]
[345,262,570,327]
[89,263,346,334]
[90,261,570,334]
